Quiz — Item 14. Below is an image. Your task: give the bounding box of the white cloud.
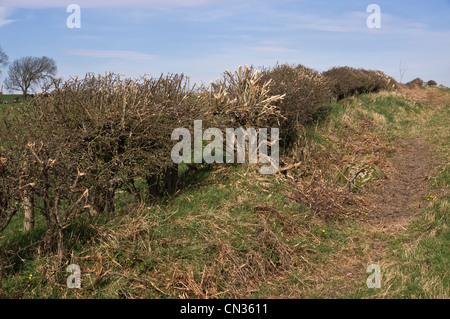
[288,11,437,36]
[1,0,212,9]
[69,49,156,60]
[290,11,372,33]
[0,7,15,27]
[250,46,297,53]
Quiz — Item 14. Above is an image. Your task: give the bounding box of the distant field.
[0,94,22,116]
[1,94,22,103]
[0,94,30,113]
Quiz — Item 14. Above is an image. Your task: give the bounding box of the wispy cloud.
[1,0,212,9]
[250,46,298,53]
[0,7,15,27]
[288,11,433,35]
[69,50,156,60]
[289,12,372,33]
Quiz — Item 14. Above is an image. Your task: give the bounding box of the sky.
[0,0,449,91]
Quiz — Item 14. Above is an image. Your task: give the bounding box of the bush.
[208,65,285,129]
[260,63,334,145]
[426,80,437,87]
[322,67,369,99]
[1,72,203,257]
[361,69,397,92]
[406,78,424,89]
[0,125,22,234]
[322,67,394,99]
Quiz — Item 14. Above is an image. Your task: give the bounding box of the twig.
[279,162,302,172]
[351,168,365,184]
[108,271,168,296]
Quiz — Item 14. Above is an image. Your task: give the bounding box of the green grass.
[345,91,450,299]
[1,94,23,102]
[349,196,449,299]
[0,94,29,121]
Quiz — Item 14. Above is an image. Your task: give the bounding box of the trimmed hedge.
[260,63,334,145]
[0,73,205,255]
[0,62,408,258]
[322,66,395,99]
[406,78,424,89]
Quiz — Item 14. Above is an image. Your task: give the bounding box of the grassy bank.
[0,87,448,299]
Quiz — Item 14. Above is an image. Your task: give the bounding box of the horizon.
[1,0,449,92]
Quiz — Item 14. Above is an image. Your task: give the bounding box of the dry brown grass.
[167,204,308,298]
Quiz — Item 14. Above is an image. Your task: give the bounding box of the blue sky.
[1,0,449,90]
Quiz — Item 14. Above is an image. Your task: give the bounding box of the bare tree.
[4,56,57,97]
[0,45,8,75]
[399,61,407,84]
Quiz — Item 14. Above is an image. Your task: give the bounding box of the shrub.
[406,78,424,89]
[322,67,369,99]
[426,80,437,87]
[361,69,397,92]
[259,63,334,145]
[208,65,285,129]
[1,72,203,257]
[322,67,394,99]
[0,125,22,234]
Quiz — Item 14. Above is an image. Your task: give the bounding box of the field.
[0,76,449,299]
[0,94,22,105]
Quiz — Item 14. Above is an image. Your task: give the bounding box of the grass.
[345,87,450,299]
[0,87,449,299]
[0,94,22,102]
[0,94,28,121]
[350,197,449,299]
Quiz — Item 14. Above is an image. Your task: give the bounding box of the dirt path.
[364,138,434,234]
[324,138,435,298]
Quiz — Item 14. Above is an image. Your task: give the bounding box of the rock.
[341,163,384,187]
